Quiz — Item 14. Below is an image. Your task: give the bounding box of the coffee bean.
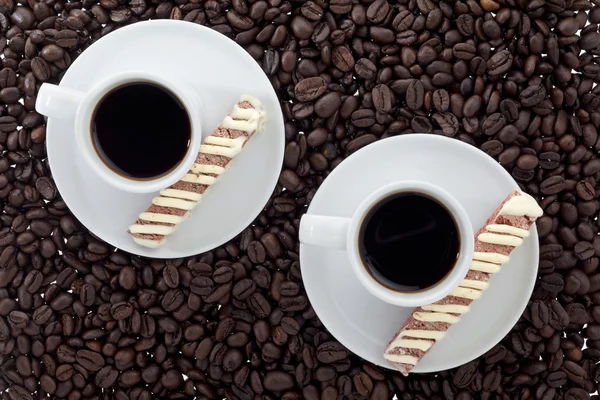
[234,279,256,300]
[453,361,478,388]
[55,364,73,382]
[213,266,233,284]
[433,112,459,136]
[433,89,450,111]
[574,241,594,260]
[264,371,294,391]
[315,92,341,118]
[253,320,270,343]
[301,1,322,20]
[396,30,416,45]
[541,274,565,293]
[539,152,560,169]
[355,58,377,79]
[8,385,34,400]
[162,264,179,288]
[190,276,214,296]
[580,32,600,51]
[332,46,354,72]
[576,181,595,200]
[78,284,95,306]
[354,372,373,396]
[520,85,546,107]
[392,10,413,31]
[541,176,566,195]
[248,292,271,318]
[119,369,141,388]
[94,366,118,388]
[317,341,349,363]
[30,57,50,81]
[111,302,133,320]
[280,295,308,312]
[295,77,326,102]
[262,341,281,362]
[280,281,299,297]
[406,80,424,110]
[563,360,586,384]
[487,50,513,75]
[75,349,104,372]
[453,43,476,60]
[118,266,136,290]
[372,84,392,113]
[531,301,549,329]
[565,388,590,400]
[517,154,538,170]
[280,317,300,335]
[351,110,375,128]
[0,116,17,132]
[366,0,388,23]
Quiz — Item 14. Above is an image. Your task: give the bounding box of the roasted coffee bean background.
[1,0,600,398]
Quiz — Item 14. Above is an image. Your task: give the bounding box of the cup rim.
[346,180,474,307]
[74,71,202,194]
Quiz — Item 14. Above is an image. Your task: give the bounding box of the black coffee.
[359,192,460,291]
[91,82,191,179]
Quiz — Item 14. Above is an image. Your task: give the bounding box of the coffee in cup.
[359,192,460,292]
[92,82,191,180]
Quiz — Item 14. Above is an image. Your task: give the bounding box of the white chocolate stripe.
[221,115,259,133]
[421,304,470,314]
[160,189,202,201]
[231,105,258,119]
[191,164,226,175]
[241,94,261,108]
[129,224,175,235]
[450,287,482,300]
[470,260,501,273]
[138,212,184,224]
[200,144,242,158]
[459,279,489,290]
[152,197,196,210]
[204,136,247,148]
[387,339,434,351]
[473,252,509,264]
[237,96,267,131]
[384,354,419,365]
[182,173,218,185]
[401,330,446,340]
[499,194,543,218]
[478,232,523,247]
[486,224,530,237]
[414,312,460,324]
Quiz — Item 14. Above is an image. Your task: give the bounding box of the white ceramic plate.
[46,20,284,258]
[300,134,539,373]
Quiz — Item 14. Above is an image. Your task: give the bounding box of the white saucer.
[300,134,539,373]
[46,21,284,258]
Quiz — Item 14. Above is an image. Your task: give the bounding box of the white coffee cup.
[35,71,203,193]
[299,180,474,307]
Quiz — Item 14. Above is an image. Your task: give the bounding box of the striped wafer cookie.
[384,190,542,375]
[128,95,267,248]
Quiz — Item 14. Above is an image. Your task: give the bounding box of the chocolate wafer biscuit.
[384,190,542,375]
[128,95,267,248]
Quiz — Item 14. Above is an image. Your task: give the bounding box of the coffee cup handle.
[299,215,350,250]
[36,83,85,122]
